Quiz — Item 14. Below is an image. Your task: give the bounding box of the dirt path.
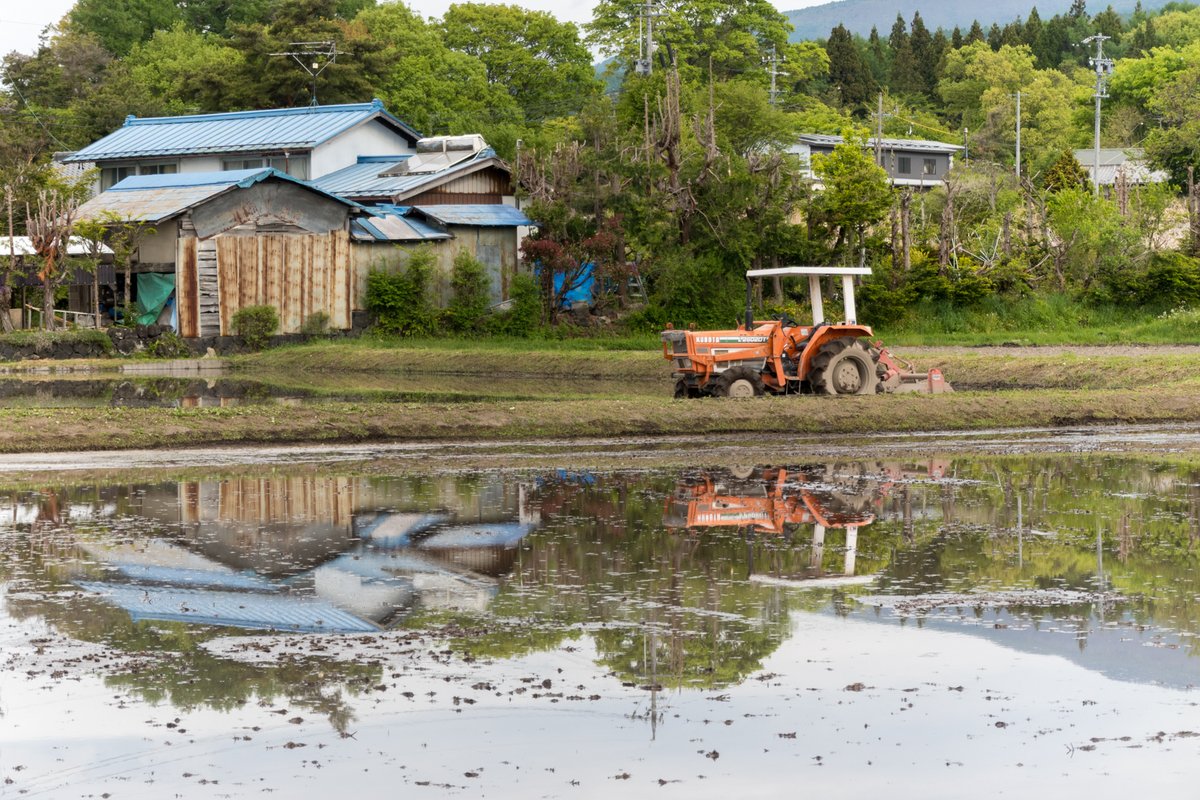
[899,344,1200,357]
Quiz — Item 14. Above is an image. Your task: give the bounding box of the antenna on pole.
[270,41,338,106]
[766,46,788,106]
[635,0,662,76]
[1083,33,1114,198]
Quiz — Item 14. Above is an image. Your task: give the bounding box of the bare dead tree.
[26,188,80,330]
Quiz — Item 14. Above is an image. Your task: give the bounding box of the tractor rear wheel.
[713,367,765,398]
[808,339,880,396]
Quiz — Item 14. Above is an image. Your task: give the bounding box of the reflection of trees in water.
[446,472,908,689]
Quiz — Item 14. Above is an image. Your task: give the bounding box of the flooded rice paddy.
[0,372,662,408]
[3,437,1200,797]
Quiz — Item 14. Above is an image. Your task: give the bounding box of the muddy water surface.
[2,448,1199,797]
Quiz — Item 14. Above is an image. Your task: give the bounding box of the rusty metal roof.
[76,167,361,224]
[63,100,421,163]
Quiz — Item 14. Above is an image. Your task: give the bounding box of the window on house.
[223,157,265,171]
[222,155,309,179]
[898,156,912,175]
[139,162,178,176]
[101,166,136,190]
[923,158,937,176]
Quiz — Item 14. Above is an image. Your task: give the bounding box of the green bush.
[1144,253,1200,307]
[231,305,279,350]
[145,330,192,359]
[365,249,438,336]
[631,251,743,329]
[445,251,492,332]
[300,312,330,335]
[488,273,542,336]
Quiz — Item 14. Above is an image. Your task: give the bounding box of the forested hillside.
[2,0,1200,334]
[783,0,1171,39]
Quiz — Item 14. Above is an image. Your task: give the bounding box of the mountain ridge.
[784,0,1173,40]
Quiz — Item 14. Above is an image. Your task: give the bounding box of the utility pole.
[766,46,787,106]
[1083,33,1114,198]
[1015,90,1022,180]
[270,41,338,106]
[635,0,660,76]
[875,92,884,167]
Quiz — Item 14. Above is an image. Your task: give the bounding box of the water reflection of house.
[71,476,537,633]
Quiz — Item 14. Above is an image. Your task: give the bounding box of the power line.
[6,82,71,150]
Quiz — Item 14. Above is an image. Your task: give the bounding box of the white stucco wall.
[311,120,416,178]
[136,220,179,265]
[179,157,223,173]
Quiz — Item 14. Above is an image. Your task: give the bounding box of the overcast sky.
[0,0,831,59]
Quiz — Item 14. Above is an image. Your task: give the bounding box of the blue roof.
[64,100,421,163]
[109,167,279,190]
[77,582,380,633]
[77,167,363,224]
[352,204,453,242]
[413,204,532,227]
[312,149,501,200]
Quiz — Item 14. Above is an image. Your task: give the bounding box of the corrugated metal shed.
[63,100,421,163]
[412,204,532,227]
[76,167,361,224]
[313,150,504,200]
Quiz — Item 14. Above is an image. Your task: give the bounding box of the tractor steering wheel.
[774,312,800,328]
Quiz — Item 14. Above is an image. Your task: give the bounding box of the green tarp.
[136,273,175,326]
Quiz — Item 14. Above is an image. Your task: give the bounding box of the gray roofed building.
[1073,148,1168,187]
[793,133,964,188]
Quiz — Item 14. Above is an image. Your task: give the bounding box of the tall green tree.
[811,128,894,258]
[587,0,794,83]
[825,24,876,108]
[441,4,600,123]
[66,0,181,57]
[888,14,920,94]
[228,0,389,108]
[356,2,521,140]
[909,12,935,94]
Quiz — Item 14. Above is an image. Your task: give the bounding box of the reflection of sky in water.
[2,454,1200,796]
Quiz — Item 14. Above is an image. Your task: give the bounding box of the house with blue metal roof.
[63,99,421,191]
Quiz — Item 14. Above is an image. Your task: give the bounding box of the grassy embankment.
[5,292,1200,453]
[0,338,1198,452]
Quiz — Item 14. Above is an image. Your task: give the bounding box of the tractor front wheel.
[713,367,765,398]
[809,339,880,396]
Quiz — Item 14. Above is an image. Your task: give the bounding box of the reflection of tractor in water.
[663,462,950,583]
[663,465,878,537]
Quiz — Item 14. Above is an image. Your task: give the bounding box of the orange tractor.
[662,266,950,397]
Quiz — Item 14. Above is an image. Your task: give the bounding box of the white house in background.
[61,99,422,191]
[791,133,964,188]
[1073,148,1169,188]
